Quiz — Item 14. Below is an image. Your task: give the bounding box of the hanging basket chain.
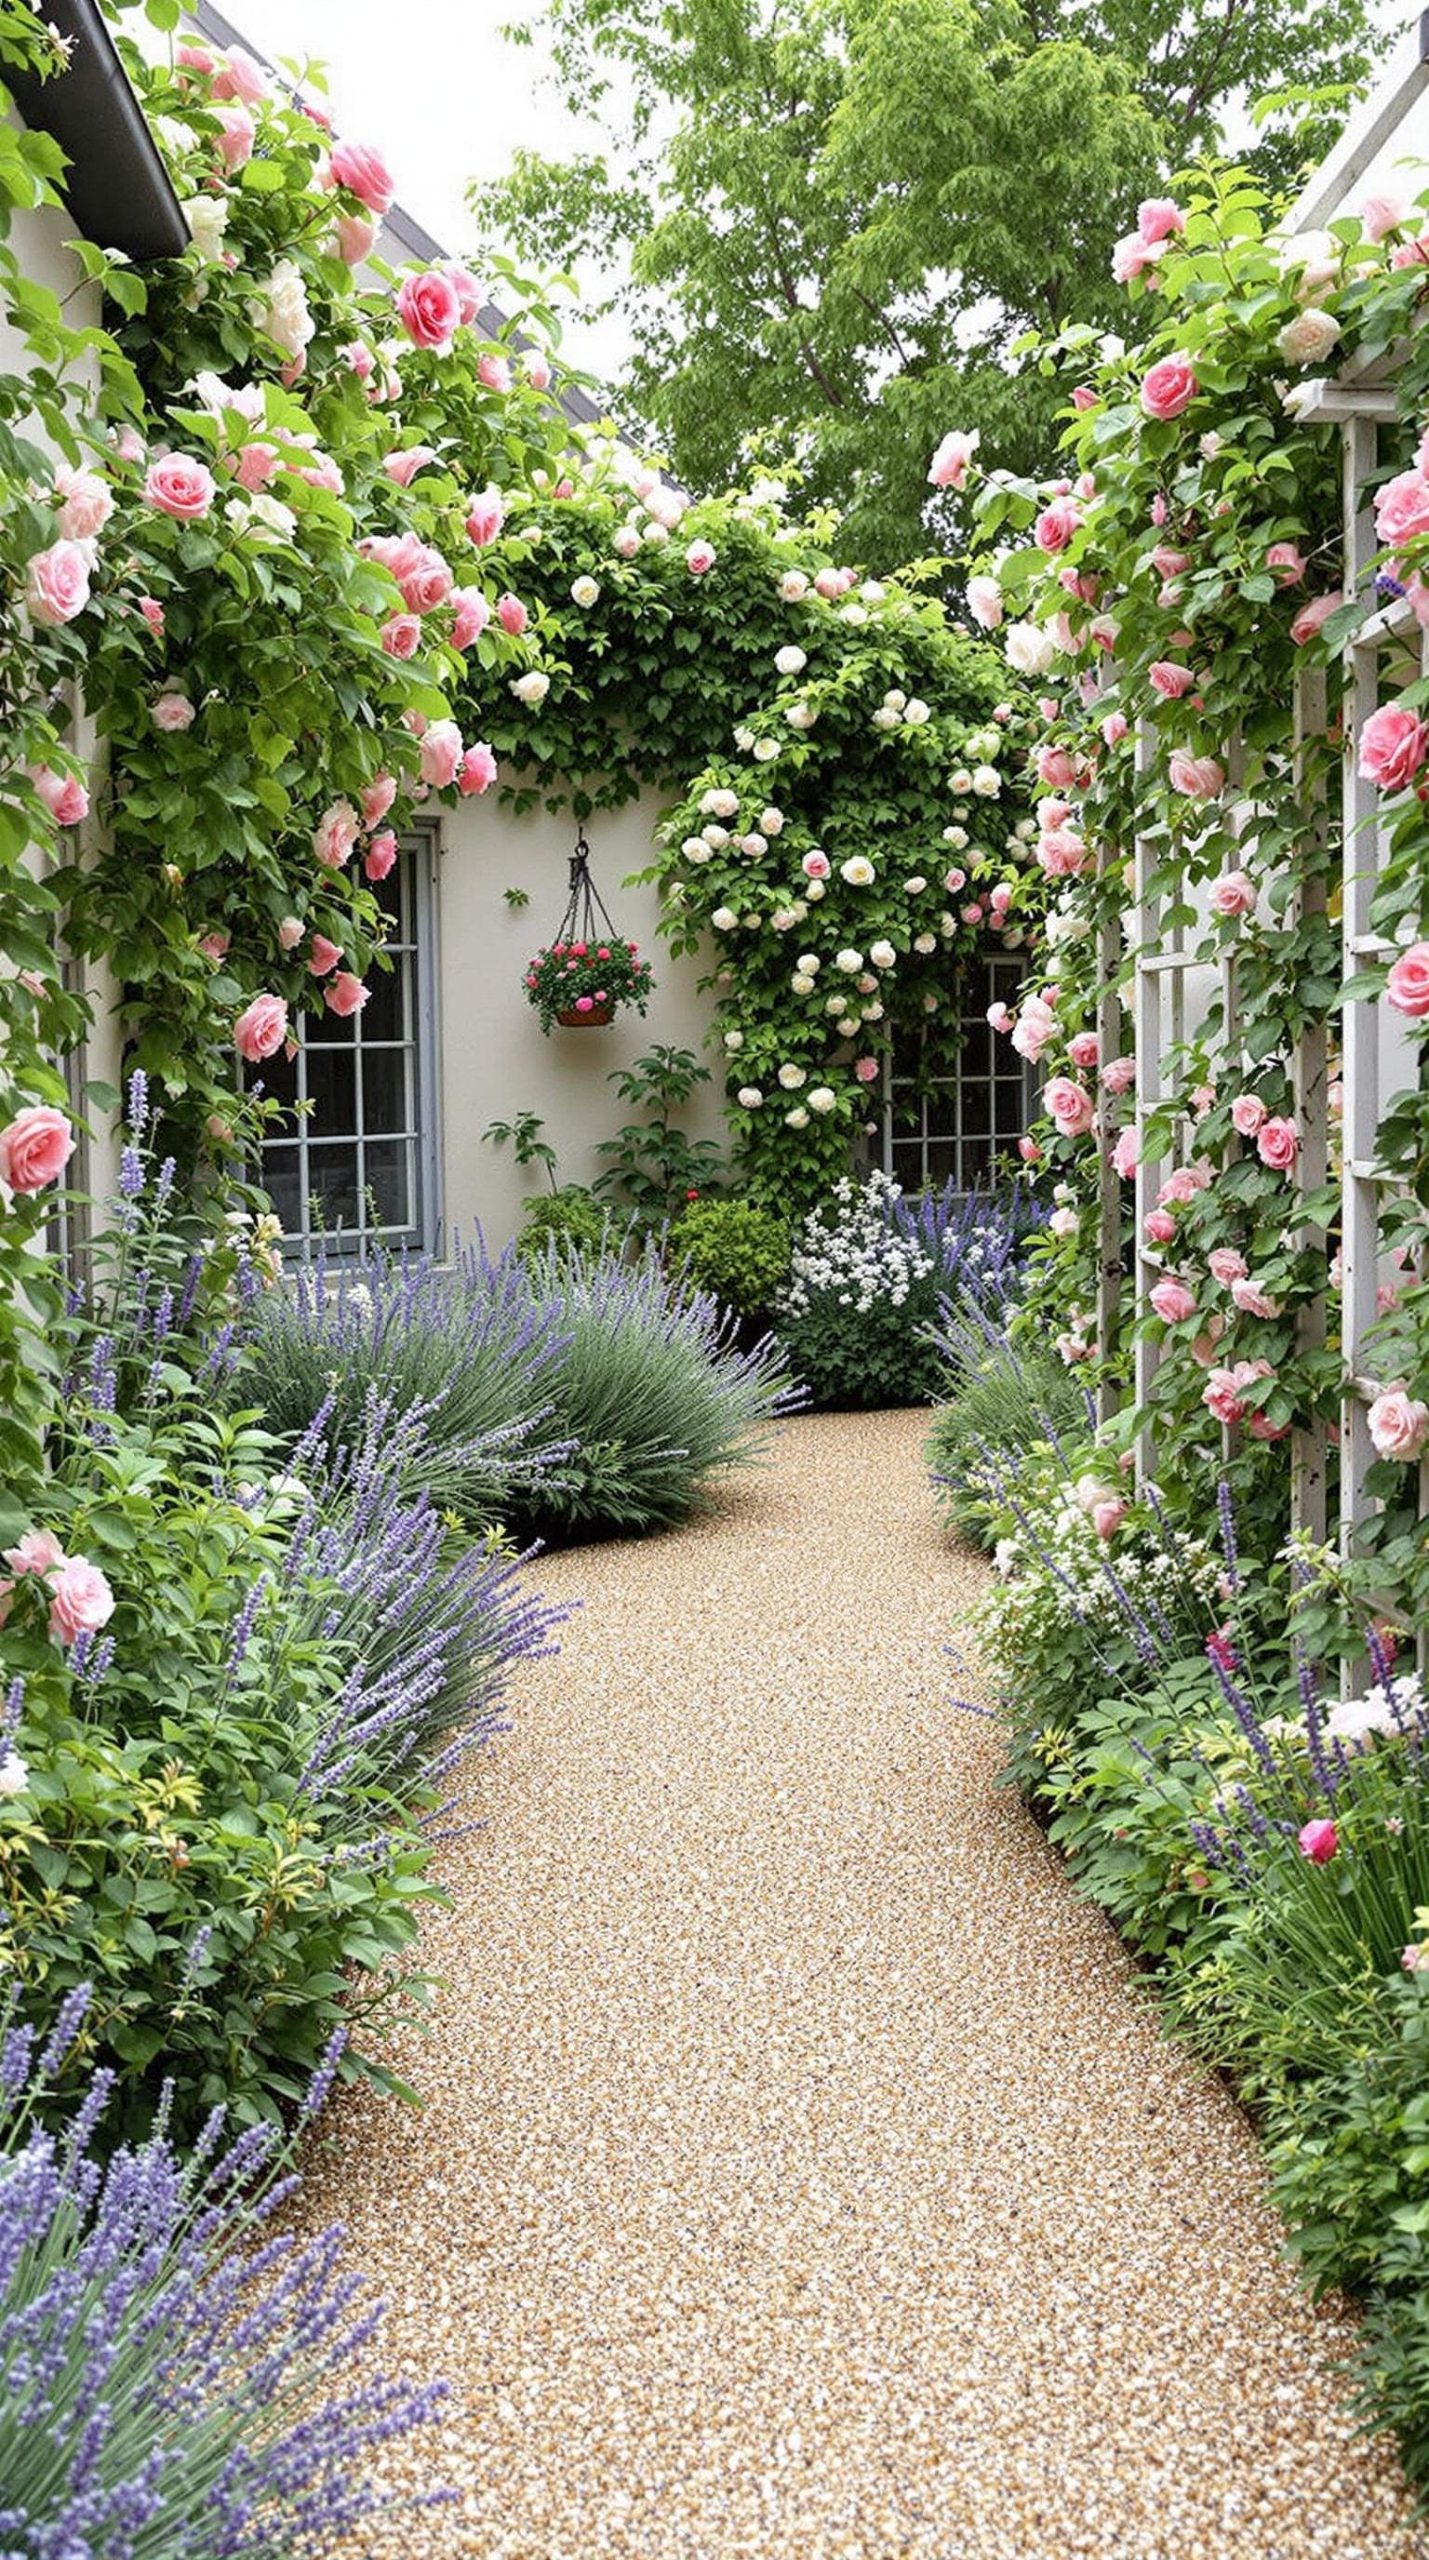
[555,831,619,948]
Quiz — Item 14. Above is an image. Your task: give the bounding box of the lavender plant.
[0,1987,449,2554]
[777,1172,1023,1409]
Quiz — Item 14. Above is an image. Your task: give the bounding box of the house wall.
[2,196,125,1218]
[435,782,726,1247]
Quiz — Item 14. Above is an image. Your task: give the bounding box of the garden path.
[299,1409,1428,2560]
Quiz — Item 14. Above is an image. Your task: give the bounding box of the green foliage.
[471,0,1384,563]
[514,1184,612,1262]
[780,1287,949,1410]
[594,1043,724,1220]
[483,1107,560,1191]
[669,1197,792,1319]
[524,930,654,1033]
[925,1314,1088,1546]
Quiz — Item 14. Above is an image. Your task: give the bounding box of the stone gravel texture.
[298,1408,1429,2559]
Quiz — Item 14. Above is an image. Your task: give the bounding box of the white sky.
[210,0,631,376]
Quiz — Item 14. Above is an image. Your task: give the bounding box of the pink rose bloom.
[327,140,396,214]
[966,574,1003,630]
[151,692,195,733]
[457,742,497,796]
[1102,1055,1136,1096]
[1230,1094,1266,1138]
[211,47,267,104]
[4,1528,66,1578]
[1092,1498,1128,1542]
[198,930,229,965]
[1367,1386,1429,1460]
[1034,498,1081,553]
[361,772,397,828]
[384,446,437,487]
[686,538,717,575]
[139,596,164,636]
[1111,1126,1139,1178]
[53,464,112,541]
[1386,941,1429,1018]
[442,262,483,324]
[1374,468,1429,551]
[325,972,369,1018]
[233,992,288,1062]
[1035,744,1078,789]
[1230,1276,1280,1318]
[396,268,461,352]
[307,934,344,977]
[1208,870,1257,919]
[853,1056,880,1084]
[1256,1115,1299,1170]
[229,441,278,493]
[216,103,255,170]
[312,799,360,869]
[449,587,490,650]
[1359,700,1429,791]
[1037,827,1088,879]
[989,883,1013,916]
[1144,1208,1176,1245]
[396,544,453,615]
[277,915,304,952]
[1150,1275,1197,1324]
[477,352,512,392]
[1100,709,1129,748]
[1139,354,1198,420]
[1392,234,1429,269]
[1363,191,1411,242]
[987,1002,1013,1035]
[30,763,89,826]
[0,1104,75,1193]
[144,454,215,522]
[613,524,641,559]
[335,209,377,266]
[496,592,527,636]
[1149,660,1195,699]
[961,901,984,925]
[1018,1136,1043,1165]
[812,567,841,600]
[24,539,91,627]
[1263,540,1305,586]
[1151,545,1189,579]
[177,40,215,71]
[1066,1030,1100,1071]
[1112,231,1165,284]
[1043,1075,1094,1137]
[1208,1247,1249,1286]
[465,485,505,546]
[928,431,977,490]
[364,830,398,882]
[48,1555,116,1647]
[1298,1820,1338,1865]
[525,353,553,390]
[1012,994,1057,1064]
[419,719,463,788]
[1168,750,1224,801]
[1157,1161,1210,1206]
[1138,196,1184,244]
[1290,589,1343,646]
[379,613,422,659]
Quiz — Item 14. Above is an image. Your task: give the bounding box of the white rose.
[825,994,845,1014]
[774,645,807,675]
[971,765,1002,797]
[884,688,907,711]
[836,1017,860,1038]
[1004,619,1056,677]
[511,670,550,707]
[913,931,937,953]
[734,725,756,750]
[770,907,797,931]
[642,520,670,544]
[903,698,931,726]
[949,770,972,796]
[1277,307,1341,365]
[760,805,784,834]
[862,999,884,1021]
[183,194,230,262]
[739,830,767,858]
[808,1086,837,1113]
[711,789,740,817]
[839,601,868,624]
[940,912,956,934]
[702,826,729,850]
[796,952,820,974]
[785,702,815,730]
[711,906,738,932]
[737,1085,764,1108]
[791,970,815,994]
[682,836,708,860]
[570,574,601,607]
[904,875,927,894]
[860,579,885,602]
[869,939,896,969]
[785,1106,810,1128]
[613,524,641,558]
[0,1750,27,1799]
[252,258,313,360]
[942,825,968,849]
[752,737,780,761]
[872,705,901,731]
[724,1029,744,1050]
[777,1063,806,1089]
[805,879,825,901]
[835,948,862,973]
[778,570,809,602]
[840,856,875,887]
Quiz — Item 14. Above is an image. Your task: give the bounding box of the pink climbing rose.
[1359,701,1429,791]
[1386,942,1429,1019]
[233,993,288,1062]
[1139,354,1198,420]
[0,1105,75,1193]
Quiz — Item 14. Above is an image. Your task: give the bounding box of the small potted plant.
[524,934,655,1031]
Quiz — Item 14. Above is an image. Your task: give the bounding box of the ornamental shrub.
[515,1185,613,1264]
[777,1171,1020,1409]
[0,1988,448,2551]
[925,1294,1089,1546]
[670,1197,793,1320]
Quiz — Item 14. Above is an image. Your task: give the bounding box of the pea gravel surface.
[299,1409,1429,2560]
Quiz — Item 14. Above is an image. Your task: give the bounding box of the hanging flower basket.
[524,832,655,1034]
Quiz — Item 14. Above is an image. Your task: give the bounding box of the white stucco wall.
[436,782,725,1247]
[3,194,125,1214]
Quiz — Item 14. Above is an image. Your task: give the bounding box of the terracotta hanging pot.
[555,1001,615,1028]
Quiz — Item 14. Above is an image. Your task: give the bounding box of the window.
[257,824,440,1256]
[884,947,1033,1192]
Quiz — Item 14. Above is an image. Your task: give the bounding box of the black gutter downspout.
[7,0,189,263]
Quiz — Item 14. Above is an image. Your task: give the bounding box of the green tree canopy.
[471,0,1390,566]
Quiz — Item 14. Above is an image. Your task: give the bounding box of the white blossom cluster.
[976,1488,1221,1673]
[778,1170,933,1317]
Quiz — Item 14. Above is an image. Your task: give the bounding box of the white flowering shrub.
[776,1170,1020,1408]
[780,1170,932,1318]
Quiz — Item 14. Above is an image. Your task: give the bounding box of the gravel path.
[300,1409,1428,2559]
